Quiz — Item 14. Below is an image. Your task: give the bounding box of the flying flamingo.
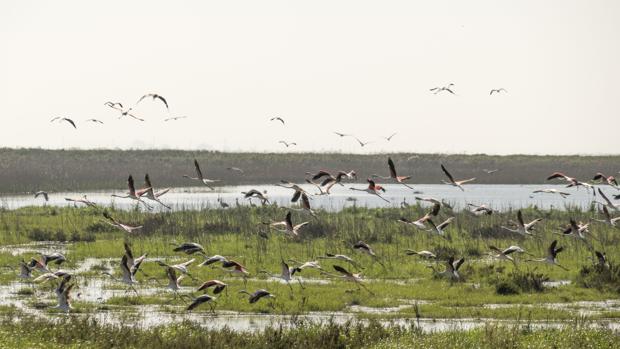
[372,157,414,189]
[488,245,527,264]
[501,210,542,236]
[398,203,441,230]
[526,240,568,270]
[140,174,171,209]
[55,274,75,312]
[239,289,275,304]
[111,175,152,209]
[349,179,389,203]
[268,211,309,237]
[104,101,144,121]
[183,159,220,190]
[321,265,374,294]
[102,212,143,233]
[102,243,147,294]
[441,164,475,191]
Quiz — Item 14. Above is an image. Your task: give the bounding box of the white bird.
[187,294,216,311]
[104,102,144,121]
[242,189,270,205]
[197,280,228,295]
[404,250,436,259]
[594,206,620,227]
[85,118,104,124]
[239,289,275,304]
[383,133,397,141]
[467,203,494,216]
[64,195,97,208]
[260,260,303,291]
[164,116,187,122]
[427,216,455,235]
[428,256,465,280]
[103,211,143,233]
[352,136,372,147]
[488,245,526,264]
[270,117,285,125]
[102,243,147,294]
[372,157,414,189]
[441,164,475,191]
[157,259,196,276]
[430,83,455,95]
[317,253,361,269]
[398,203,441,230]
[278,141,297,147]
[334,131,351,137]
[269,211,309,237]
[183,159,220,190]
[55,274,75,312]
[173,242,205,255]
[321,265,373,294]
[140,174,171,209]
[547,172,593,191]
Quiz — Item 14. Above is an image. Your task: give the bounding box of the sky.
[1,1,619,155]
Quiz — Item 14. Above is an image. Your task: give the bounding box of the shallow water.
[0,184,605,212]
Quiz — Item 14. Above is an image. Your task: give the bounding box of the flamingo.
[404,250,436,259]
[103,212,143,233]
[489,88,507,95]
[318,253,362,269]
[111,175,152,209]
[482,169,499,174]
[227,167,244,174]
[277,181,311,202]
[594,206,620,227]
[165,266,188,300]
[558,219,591,244]
[34,191,49,201]
[18,260,33,278]
[488,245,526,264]
[592,172,619,188]
[55,274,75,312]
[221,260,250,286]
[65,195,97,207]
[372,157,414,189]
[321,265,373,294]
[415,197,453,210]
[239,289,275,304]
[501,210,542,236]
[199,255,229,267]
[287,260,323,273]
[430,83,455,94]
[157,259,196,277]
[187,294,216,312]
[398,203,441,230]
[268,211,309,237]
[349,179,389,203]
[547,172,593,191]
[596,188,619,211]
[85,118,104,124]
[183,159,220,190]
[279,141,297,147]
[526,240,568,271]
[173,242,205,255]
[34,270,72,283]
[197,280,228,295]
[270,117,285,125]
[137,93,169,110]
[383,132,397,141]
[467,203,494,216]
[260,260,303,291]
[52,117,76,129]
[140,174,171,209]
[104,101,144,121]
[427,217,455,235]
[427,256,465,280]
[242,189,270,205]
[352,136,372,147]
[441,164,475,191]
[102,243,147,294]
[164,116,187,122]
[333,131,350,137]
[532,189,571,198]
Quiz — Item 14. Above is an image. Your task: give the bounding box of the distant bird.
[372,157,414,189]
[489,88,507,95]
[111,175,152,209]
[594,206,620,227]
[242,189,270,205]
[187,294,216,312]
[441,164,476,191]
[482,169,499,174]
[183,159,220,190]
[334,132,350,137]
[55,274,75,312]
[164,116,187,122]
[137,93,169,110]
[34,191,49,202]
[140,174,171,209]
[353,136,372,147]
[306,170,354,195]
[268,211,309,237]
[173,242,205,255]
[239,289,275,304]
[488,245,526,264]
[197,280,228,295]
[383,133,397,141]
[58,118,77,129]
[270,117,285,125]
[405,250,436,259]
[102,212,143,233]
[430,83,455,95]
[64,195,97,208]
[593,172,619,188]
[428,256,464,281]
[501,210,542,236]
[85,118,104,124]
[349,179,389,203]
[526,240,568,270]
[278,141,297,147]
[104,101,144,121]
[227,167,244,174]
[532,188,571,198]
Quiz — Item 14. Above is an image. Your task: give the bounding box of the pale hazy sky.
[1,1,619,154]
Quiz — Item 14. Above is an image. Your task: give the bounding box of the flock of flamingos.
[22,92,619,312]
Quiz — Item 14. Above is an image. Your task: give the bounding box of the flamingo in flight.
[593,172,619,189]
[594,206,620,227]
[405,250,436,259]
[372,157,414,189]
[489,88,507,95]
[34,191,49,202]
[532,188,571,198]
[197,280,228,295]
[140,174,171,209]
[547,172,593,191]
[270,117,285,125]
[239,289,275,304]
[278,141,297,147]
[104,102,144,121]
[526,240,568,271]
[242,189,270,205]
[441,164,476,191]
[321,265,373,294]
[427,256,465,281]
[65,195,97,208]
[102,243,147,294]
[183,159,220,190]
[596,188,619,211]
[55,274,75,312]
[259,260,304,291]
[501,210,542,236]
[268,211,309,237]
[488,245,527,264]
[430,83,455,94]
[187,294,217,312]
[111,175,152,209]
[398,203,440,230]
[137,93,169,111]
[102,212,143,233]
[349,179,389,203]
